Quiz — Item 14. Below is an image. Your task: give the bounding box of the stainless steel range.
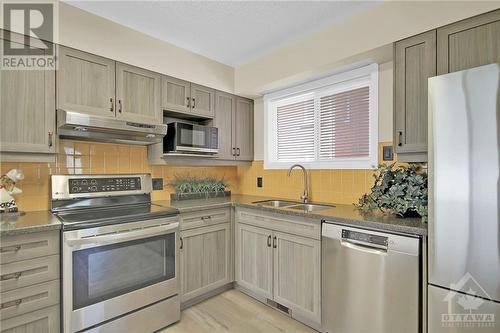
[51,174,180,333]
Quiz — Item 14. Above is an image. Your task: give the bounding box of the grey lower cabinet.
[0,231,60,333]
[214,92,254,161]
[179,208,232,306]
[234,208,321,330]
[0,31,55,158]
[116,62,161,124]
[161,76,215,119]
[394,8,500,162]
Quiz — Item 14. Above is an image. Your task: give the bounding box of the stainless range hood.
[57,110,167,145]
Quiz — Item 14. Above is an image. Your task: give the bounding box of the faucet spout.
[288,164,309,203]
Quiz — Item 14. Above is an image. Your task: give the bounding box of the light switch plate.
[152,178,163,191]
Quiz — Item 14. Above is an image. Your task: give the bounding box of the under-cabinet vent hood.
[57,110,167,145]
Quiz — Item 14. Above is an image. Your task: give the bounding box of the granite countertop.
[0,210,61,237]
[156,194,427,236]
[1,194,427,237]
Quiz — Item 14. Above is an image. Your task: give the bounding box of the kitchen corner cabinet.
[0,32,55,155]
[214,93,254,161]
[437,9,500,75]
[394,30,436,162]
[57,46,115,117]
[161,77,215,118]
[235,209,321,327]
[116,63,161,123]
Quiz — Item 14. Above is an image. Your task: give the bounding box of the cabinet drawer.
[180,207,231,230]
[235,208,320,240]
[0,280,60,320]
[1,255,59,292]
[1,304,60,333]
[0,231,59,264]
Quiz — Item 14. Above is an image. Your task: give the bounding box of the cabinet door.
[394,30,436,162]
[214,92,235,160]
[437,10,500,75]
[161,76,191,114]
[116,63,161,124]
[233,97,254,161]
[0,34,55,154]
[273,232,321,326]
[191,84,215,118]
[0,304,59,333]
[57,46,115,117]
[180,223,231,303]
[235,223,273,300]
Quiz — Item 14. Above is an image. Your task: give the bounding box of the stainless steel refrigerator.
[428,63,500,332]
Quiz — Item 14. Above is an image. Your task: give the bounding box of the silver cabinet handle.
[110,98,114,112]
[0,245,21,253]
[273,236,277,249]
[48,132,53,147]
[186,97,191,108]
[118,99,122,113]
[397,131,403,147]
[192,98,196,109]
[236,148,240,157]
[1,272,22,281]
[201,216,212,221]
[1,299,22,309]
[179,237,183,250]
[232,148,236,156]
[267,235,271,247]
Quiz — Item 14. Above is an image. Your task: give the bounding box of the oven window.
[179,127,206,147]
[72,234,175,310]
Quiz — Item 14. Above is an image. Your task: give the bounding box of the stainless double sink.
[252,200,335,212]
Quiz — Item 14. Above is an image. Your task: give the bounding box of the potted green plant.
[357,163,428,220]
[168,176,230,200]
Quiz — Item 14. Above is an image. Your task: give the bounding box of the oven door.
[175,123,218,153]
[62,217,179,333]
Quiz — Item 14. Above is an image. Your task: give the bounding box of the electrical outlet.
[257,177,263,188]
[152,178,163,191]
[383,146,394,161]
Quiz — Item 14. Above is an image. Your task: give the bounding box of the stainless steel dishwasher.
[322,222,421,333]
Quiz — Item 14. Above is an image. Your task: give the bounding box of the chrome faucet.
[288,164,309,203]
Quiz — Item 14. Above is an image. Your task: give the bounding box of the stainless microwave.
[164,122,218,154]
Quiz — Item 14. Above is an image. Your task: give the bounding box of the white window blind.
[264,63,378,169]
[319,86,370,159]
[277,98,315,161]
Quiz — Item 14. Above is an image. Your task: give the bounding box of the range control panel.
[68,177,141,194]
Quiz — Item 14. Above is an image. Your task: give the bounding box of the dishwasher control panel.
[341,229,388,246]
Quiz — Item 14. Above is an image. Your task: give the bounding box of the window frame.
[264,63,378,170]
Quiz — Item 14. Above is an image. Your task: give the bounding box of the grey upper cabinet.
[214,92,236,160]
[0,32,55,155]
[437,9,500,75]
[191,84,215,118]
[116,63,161,124]
[160,78,215,119]
[161,76,191,114]
[394,30,436,162]
[214,93,254,161]
[57,46,115,117]
[234,97,254,161]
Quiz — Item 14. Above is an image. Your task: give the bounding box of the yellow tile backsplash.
[1,141,400,212]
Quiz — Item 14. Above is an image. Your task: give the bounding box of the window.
[264,63,378,169]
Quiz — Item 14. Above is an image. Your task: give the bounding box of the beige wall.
[58,2,234,93]
[235,1,500,97]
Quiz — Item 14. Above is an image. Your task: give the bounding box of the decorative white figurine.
[0,169,25,213]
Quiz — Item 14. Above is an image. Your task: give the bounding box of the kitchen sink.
[252,200,300,208]
[287,203,335,212]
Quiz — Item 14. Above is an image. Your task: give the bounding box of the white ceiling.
[65,1,381,67]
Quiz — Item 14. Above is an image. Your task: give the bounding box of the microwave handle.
[66,222,179,247]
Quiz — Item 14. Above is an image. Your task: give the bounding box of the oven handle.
[65,222,179,247]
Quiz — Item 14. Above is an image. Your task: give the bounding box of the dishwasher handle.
[340,239,388,256]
